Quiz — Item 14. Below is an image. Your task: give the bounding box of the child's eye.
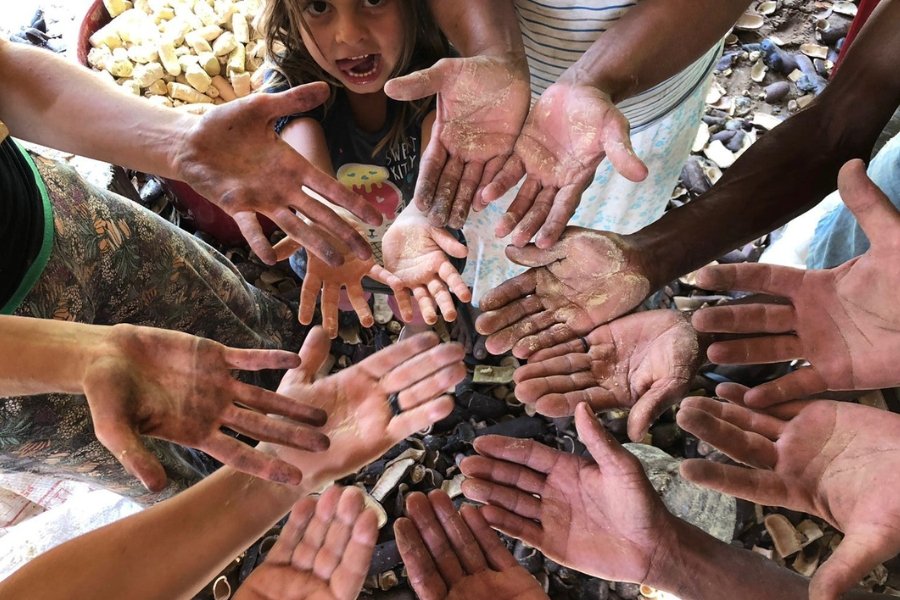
[363,0,385,6]
[304,1,330,15]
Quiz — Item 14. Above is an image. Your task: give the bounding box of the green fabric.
[1,141,54,315]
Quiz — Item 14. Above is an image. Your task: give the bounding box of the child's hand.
[383,212,471,324]
[287,227,413,338]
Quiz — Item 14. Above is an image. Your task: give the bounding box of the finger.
[287,326,332,386]
[447,161,483,229]
[428,155,464,227]
[478,294,545,339]
[477,269,537,315]
[346,284,375,328]
[528,337,590,362]
[679,396,785,440]
[404,491,466,585]
[535,183,582,249]
[291,199,379,263]
[511,185,557,248]
[459,455,545,496]
[575,403,641,473]
[627,383,685,442]
[474,155,511,210]
[413,285,439,325]
[265,496,318,564]
[438,261,472,303]
[330,508,378,599]
[388,395,455,442]
[679,460,788,507]
[496,176,542,239]
[460,478,542,520]
[384,62,445,101]
[203,433,303,485]
[224,405,329,451]
[221,347,302,372]
[321,284,340,338]
[505,242,565,269]
[714,384,811,420]
[356,331,440,373]
[378,341,465,394]
[231,381,328,425]
[479,504,544,549]
[313,486,367,581]
[694,263,804,298]
[460,505,519,571]
[291,484,343,570]
[515,371,601,405]
[395,517,450,600]
[396,363,467,411]
[298,274,321,325]
[233,211,276,265]
[601,117,649,183]
[743,368,829,408]
[432,227,469,259]
[413,136,449,212]
[261,80,329,116]
[515,353,592,393]
[809,530,893,600]
[511,323,579,360]
[94,422,168,492]
[483,154,526,204]
[471,435,562,475]
[676,405,778,469]
[838,158,900,249]
[428,490,489,575]
[706,335,803,365]
[266,206,346,268]
[427,278,457,321]
[692,304,796,335]
[272,237,302,262]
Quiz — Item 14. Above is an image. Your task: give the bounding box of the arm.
[632,0,900,290]
[0,38,381,266]
[426,0,523,58]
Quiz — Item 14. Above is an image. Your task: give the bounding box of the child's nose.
[334,12,367,45]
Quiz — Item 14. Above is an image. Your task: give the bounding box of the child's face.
[299,0,405,94]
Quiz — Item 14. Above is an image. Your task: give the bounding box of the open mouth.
[335,54,381,80]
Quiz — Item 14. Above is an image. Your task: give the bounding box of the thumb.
[505,243,563,268]
[294,326,332,383]
[95,423,168,492]
[432,227,468,259]
[627,384,681,442]
[809,531,889,600]
[262,81,330,120]
[838,158,900,250]
[600,110,648,183]
[384,61,448,101]
[575,402,635,471]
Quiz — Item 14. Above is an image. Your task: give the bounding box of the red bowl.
[77,0,276,247]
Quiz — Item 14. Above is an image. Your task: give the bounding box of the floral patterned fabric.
[1,155,302,505]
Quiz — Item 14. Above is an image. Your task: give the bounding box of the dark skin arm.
[632,0,900,290]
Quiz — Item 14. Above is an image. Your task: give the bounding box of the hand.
[692,160,900,406]
[395,490,548,600]
[482,83,648,248]
[475,227,651,358]
[172,81,382,266]
[235,486,377,600]
[385,55,531,228]
[515,310,698,441]
[382,211,471,323]
[276,228,414,338]
[678,393,900,600]
[460,403,675,583]
[83,324,329,492]
[264,327,466,489]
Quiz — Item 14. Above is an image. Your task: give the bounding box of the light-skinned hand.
[234,486,378,600]
[482,83,648,248]
[395,490,549,600]
[678,393,900,600]
[475,227,652,358]
[515,310,698,441]
[692,159,900,406]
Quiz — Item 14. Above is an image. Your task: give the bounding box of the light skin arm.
[631,0,900,290]
[0,38,382,266]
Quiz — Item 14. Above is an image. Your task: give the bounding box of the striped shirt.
[516,0,720,132]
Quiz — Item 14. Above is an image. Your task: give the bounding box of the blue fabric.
[807,134,900,269]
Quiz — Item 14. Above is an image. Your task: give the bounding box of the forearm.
[426,0,524,58]
[0,467,305,600]
[0,316,109,396]
[0,38,190,177]
[651,519,891,600]
[630,0,900,289]
[559,0,750,101]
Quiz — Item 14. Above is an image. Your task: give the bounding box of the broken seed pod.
[757,1,777,16]
[734,12,765,30]
[764,514,804,558]
[371,458,415,502]
[361,490,389,529]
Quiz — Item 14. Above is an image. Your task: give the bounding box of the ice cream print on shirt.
[337,163,403,261]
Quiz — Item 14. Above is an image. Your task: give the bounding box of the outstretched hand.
[173,82,382,266]
[460,404,675,583]
[482,83,648,248]
[385,56,531,229]
[692,159,900,407]
[83,324,329,492]
[395,490,548,600]
[475,227,652,358]
[678,393,900,600]
[235,486,378,600]
[263,327,466,489]
[515,310,698,441]
[382,210,471,323]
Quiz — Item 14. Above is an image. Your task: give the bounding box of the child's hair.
[262,0,450,157]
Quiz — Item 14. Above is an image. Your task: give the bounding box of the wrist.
[643,517,718,595]
[556,62,637,104]
[164,112,202,182]
[618,229,670,292]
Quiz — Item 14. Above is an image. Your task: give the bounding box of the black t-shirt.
[0,136,45,310]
